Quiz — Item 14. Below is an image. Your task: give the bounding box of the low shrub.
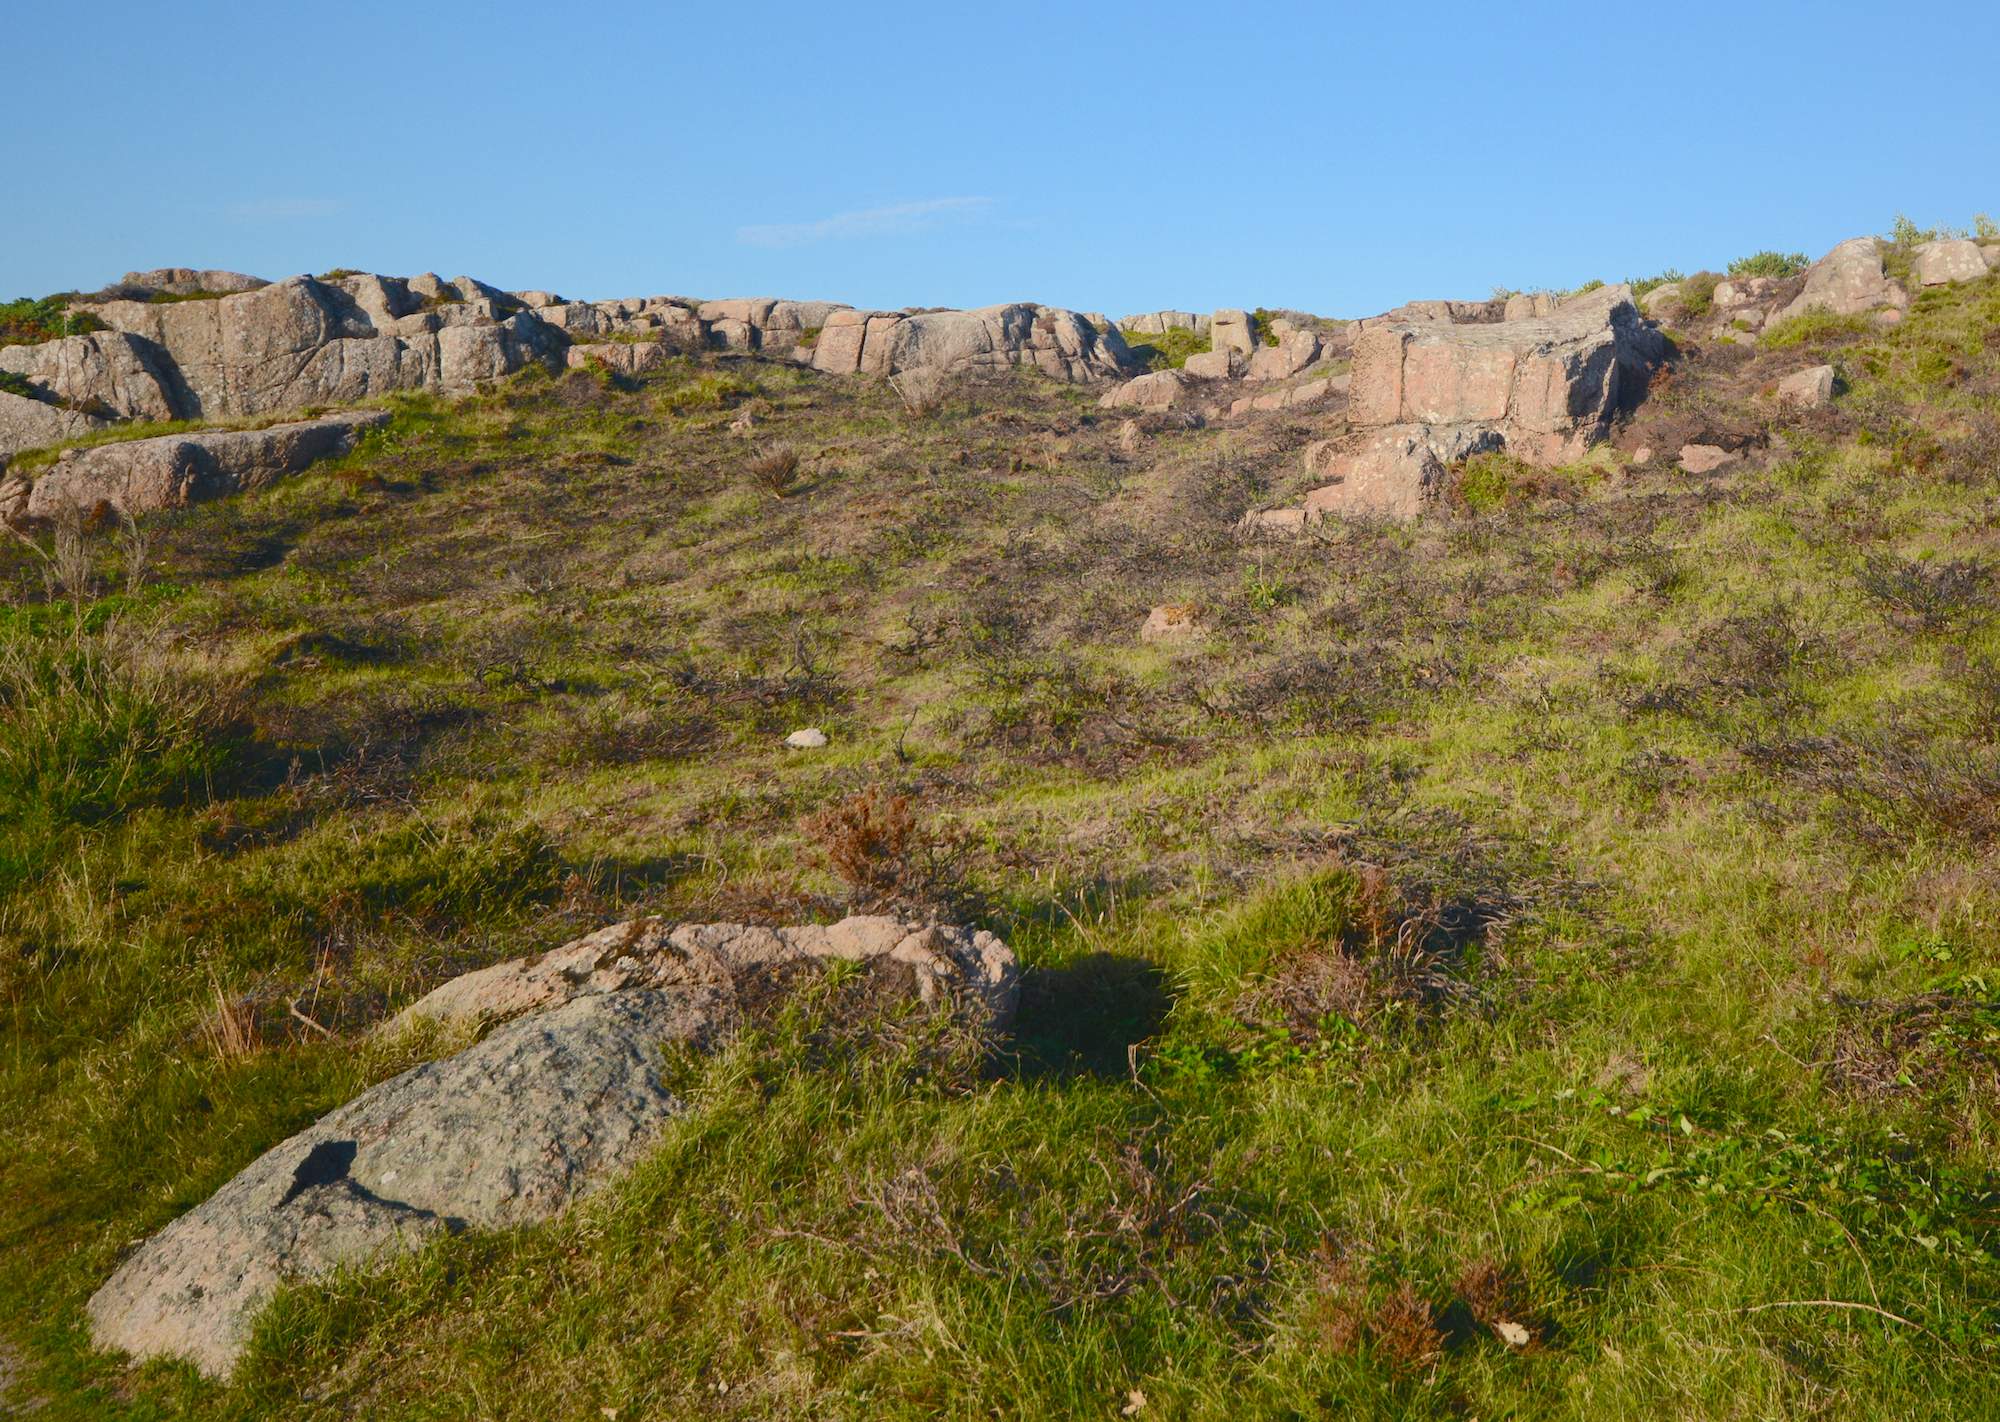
[1727,250,1810,279]
[1120,325,1210,372]
[1856,554,1995,634]
[1629,267,1685,299]
[0,295,106,345]
[890,365,953,416]
[1677,272,1723,320]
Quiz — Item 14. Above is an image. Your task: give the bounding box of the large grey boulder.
[87,916,1017,1378]
[1778,238,1909,322]
[88,991,697,1379]
[1911,238,1989,287]
[0,330,187,426]
[24,410,388,519]
[1098,369,1187,411]
[1348,283,1666,466]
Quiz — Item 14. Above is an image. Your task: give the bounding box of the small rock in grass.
[1677,443,1733,475]
[1140,604,1200,642]
[785,728,828,749]
[1776,364,1836,410]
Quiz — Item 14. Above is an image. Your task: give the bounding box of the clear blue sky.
[8,1,1996,318]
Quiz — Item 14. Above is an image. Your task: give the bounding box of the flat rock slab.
[88,916,1018,1378]
[24,410,388,519]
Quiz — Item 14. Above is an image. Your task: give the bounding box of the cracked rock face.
[86,916,1017,1378]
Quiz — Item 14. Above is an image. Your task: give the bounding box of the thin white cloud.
[737,196,992,249]
[228,197,343,221]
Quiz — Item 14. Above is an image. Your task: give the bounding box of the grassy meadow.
[3,268,2000,1418]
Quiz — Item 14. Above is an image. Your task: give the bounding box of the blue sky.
[8,1,1996,318]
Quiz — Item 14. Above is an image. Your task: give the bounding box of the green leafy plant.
[0,295,106,345]
[1120,325,1210,371]
[1629,268,1685,299]
[1727,250,1810,279]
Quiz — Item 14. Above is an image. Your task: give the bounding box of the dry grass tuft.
[890,365,953,416]
[748,442,802,497]
[201,974,261,1061]
[805,786,919,908]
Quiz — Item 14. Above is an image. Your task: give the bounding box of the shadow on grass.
[1003,952,1173,1082]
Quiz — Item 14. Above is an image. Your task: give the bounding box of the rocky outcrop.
[806,304,1132,382]
[1911,238,1989,287]
[1210,309,1257,357]
[1347,283,1665,467]
[74,277,565,420]
[0,391,107,463]
[1354,297,1506,331]
[1302,426,1452,521]
[1247,327,1322,381]
[0,268,1144,462]
[24,411,388,519]
[1120,310,1208,336]
[120,268,268,296]
[0,330,185,421]
[86,916,1017,1378]
[1778,238,1909,322]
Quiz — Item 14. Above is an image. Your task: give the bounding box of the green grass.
[3,284,2000,1417]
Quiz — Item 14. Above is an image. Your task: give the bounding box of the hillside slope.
[2,237,1999,1419]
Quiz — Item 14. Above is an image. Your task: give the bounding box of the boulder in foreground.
[87,917,1017,1378]
[23,411,388,520]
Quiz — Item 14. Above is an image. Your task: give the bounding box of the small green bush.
[0,370,37,400]
[318,267,361,281]
[1250,308,1280,347]
[1120,325,1210,371]
[1727,250,1810,279]
[0,295,106,345]
[1678,272,1723,320]
[1629,268,1685,299]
